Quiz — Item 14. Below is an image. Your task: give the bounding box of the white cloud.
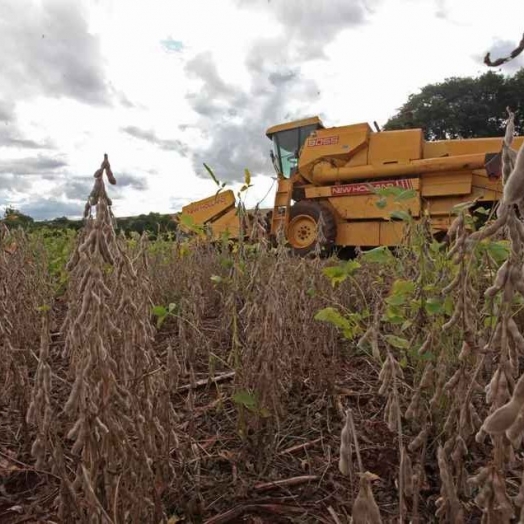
[1,0,524,219]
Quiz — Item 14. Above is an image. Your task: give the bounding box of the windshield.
[271,124,319,178]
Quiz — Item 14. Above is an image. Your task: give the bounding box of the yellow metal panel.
[472,171,503,193]
[421,171,472,197]
[328,192,420,220]
[423,196,465,216]
[368,129,423,165]
[430,216,453,233]
[299,124,371,180]
[181,190,236,224]
[423,137,524,159]
[336,221,380,246]
[311,151,486,184]
[345,147,368,167]
[209,208,240,239]
[470,185,502,202]
[379,222,407,246]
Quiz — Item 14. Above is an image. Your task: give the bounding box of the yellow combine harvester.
[178,115,523,255]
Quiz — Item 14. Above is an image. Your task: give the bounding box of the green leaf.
[385,294,406,306]
[370,185,403,198]
[322,260,361,287]
[451,200,475,215]
[484,315,497,329]
[385,335,410,349]
[424,298,443,315]
[219,257,234,269]
[474,206,490,215]
[232,390,257,409]
[244,168,251,187]
[151,305,167,317]
[484,240,510,264]
[314,307,350,330]
[210,275,223,284]
[362,246,393,264]
[314,307,361,339]
[204,163,220,186]
[399,355,408,368]
[429,240,444,253]
[36,304,51,312]
[394,189,417,201]
[391,279,416,296]
[443,295,454,316]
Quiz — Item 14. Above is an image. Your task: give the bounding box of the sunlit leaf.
[424,298,443,315]
[483,240,510,264]
[151,305,167,317]
[391,279,415,296]
[451,200,475,215]
[232,390,257,409]
[394,189,417,201]
[362,246,393,264]
[314,307,350,330]
[244,168,251,187]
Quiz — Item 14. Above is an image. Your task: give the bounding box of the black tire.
[287,200,337,257]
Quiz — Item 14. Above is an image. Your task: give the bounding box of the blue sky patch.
[161,38,184,53]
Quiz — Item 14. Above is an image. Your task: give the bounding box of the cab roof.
[265,116,324,138]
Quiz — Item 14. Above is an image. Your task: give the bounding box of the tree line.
[2,207,178,238]
[384,68,524,139]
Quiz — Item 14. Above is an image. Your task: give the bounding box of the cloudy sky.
[1,0,524,220]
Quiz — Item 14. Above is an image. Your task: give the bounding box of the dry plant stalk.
[1,225,51,446]
[26,313,53,470]
[338,409,381,523]
[484,33,524,67]
[351,471,383,524]
[39,155,179,523]
[448,108,524,522]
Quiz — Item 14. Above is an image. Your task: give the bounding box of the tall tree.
[384,69,524,140]
[2,207,34,228]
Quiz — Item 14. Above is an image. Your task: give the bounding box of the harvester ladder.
[271,178,293,237]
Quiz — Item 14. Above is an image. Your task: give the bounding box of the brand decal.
[331,178,414,196]
[185,195,228,214]
[306,136,339,147]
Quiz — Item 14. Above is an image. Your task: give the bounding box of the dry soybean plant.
[433,109,524,522]
[27,155,180,523]
[1,225,52,446]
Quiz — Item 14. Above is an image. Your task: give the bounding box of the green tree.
[3,206,34,228]
[384,69,524,140]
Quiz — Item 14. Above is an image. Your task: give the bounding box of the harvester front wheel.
[286,200,337,257]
